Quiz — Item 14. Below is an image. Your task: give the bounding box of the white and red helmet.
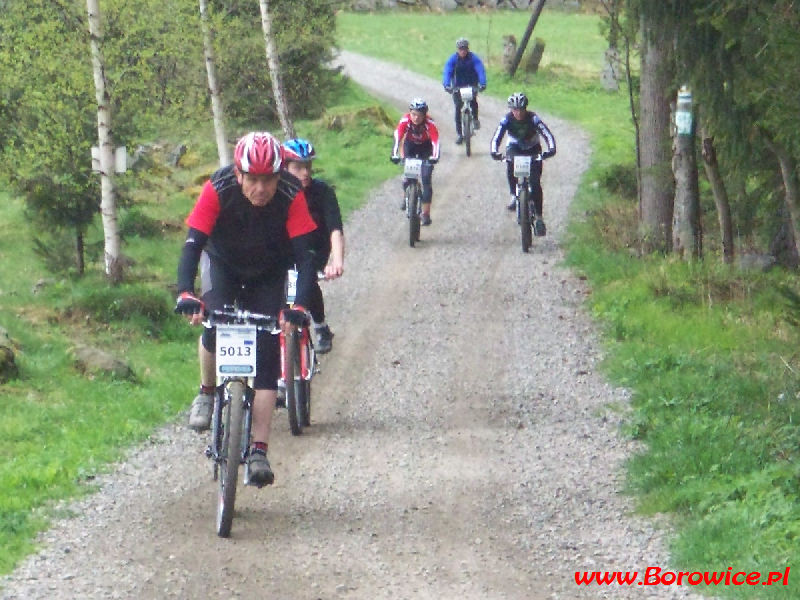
[234,131,282,175]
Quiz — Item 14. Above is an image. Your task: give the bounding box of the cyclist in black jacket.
[282,138,345,354]
[491,92,556,236]
[175,131,317,486]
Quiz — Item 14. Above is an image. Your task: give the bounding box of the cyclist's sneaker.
[315,325,334,354]
[455,135,463,145]
[421,213,432,226]
[247,448,274,486]
[506,195,517,211]
[188,389,214,431]
[474,119,481,130]
[534,217,547,237]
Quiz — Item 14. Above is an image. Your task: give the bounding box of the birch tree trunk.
[258,0,295,139]
[199,0,229,166]
[700,131,734,264]
[86,0,123,283]
[638,14,675,253]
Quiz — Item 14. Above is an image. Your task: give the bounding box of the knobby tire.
[300,380,311,427]
[407,185,420,247]
[285,330,303,435]
[217,380,245,538]
[519,186,532,253]
[462,110,472,157]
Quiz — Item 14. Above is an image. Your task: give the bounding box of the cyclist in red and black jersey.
[282,137,345,354]
[174,131,317,486]
[390,98,440,226]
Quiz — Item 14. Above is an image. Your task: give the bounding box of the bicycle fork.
[207,381,253,481]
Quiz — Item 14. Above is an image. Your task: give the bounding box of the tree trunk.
[86,0,123,283]
[762,130,800,260]
[700,130,734,264]
[672,87,701,259]
[258,0,295,139]
[76,229,85,276]
[638,14,675,253]
[199,0,230,167]
[508,0,547,77]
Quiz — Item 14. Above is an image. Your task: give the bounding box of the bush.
[68,285,172,325]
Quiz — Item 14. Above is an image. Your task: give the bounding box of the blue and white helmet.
[409,98,428,114]
[507,92,529,109]
[282,138,316,162]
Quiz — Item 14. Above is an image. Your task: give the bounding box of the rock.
[72,344,136,381]
[0,345,18,383]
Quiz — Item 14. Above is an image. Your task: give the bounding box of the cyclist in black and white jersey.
[490,92,556,235]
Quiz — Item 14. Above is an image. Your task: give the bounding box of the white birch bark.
[199,0,230,166]
[86,0,123,282]
[258,0,295,139]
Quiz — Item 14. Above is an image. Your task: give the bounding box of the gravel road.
[1,52,709,600]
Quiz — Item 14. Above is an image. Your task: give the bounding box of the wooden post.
[508,0,547,77]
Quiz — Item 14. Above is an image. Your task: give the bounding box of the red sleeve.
[287,189,318,238]
[185,180,220,235]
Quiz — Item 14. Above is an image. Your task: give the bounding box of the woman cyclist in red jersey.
[390,98,440,226]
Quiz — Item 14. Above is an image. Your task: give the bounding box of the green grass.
[0,75,399,575]
[338,9,800,597]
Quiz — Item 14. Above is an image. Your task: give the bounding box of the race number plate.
[459,86,474,102]
[404,158,423,178]
[216,324,257,376]
[286,268,298,305]
[513,155,532,178]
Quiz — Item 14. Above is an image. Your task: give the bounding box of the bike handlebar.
[204,308,278,330]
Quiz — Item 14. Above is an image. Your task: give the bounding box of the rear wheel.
[217,381,244,538]
[463,111,472,157]
[285,330,303,435]
[519,186,532,253]
[407,185,420,247]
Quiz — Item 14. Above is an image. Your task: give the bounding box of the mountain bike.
[279,268,324,435]
[508,153,543,253]
[454,86,477,157]
[203,307,279,538]
[401,158,427,247]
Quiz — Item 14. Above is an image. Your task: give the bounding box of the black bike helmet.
[409,98,428,114]
[456,38,469,50]
[507,92,529,109]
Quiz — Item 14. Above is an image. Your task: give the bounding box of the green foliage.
[211,0,338,124]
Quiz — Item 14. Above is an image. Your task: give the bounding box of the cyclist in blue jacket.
[442,37,487,145]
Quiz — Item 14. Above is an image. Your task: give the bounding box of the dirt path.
[1,52,705,600]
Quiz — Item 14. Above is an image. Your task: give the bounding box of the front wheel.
[300,379,311,427]
[407,185,420,247]
[519,186,532,253]
[462,111,472,157]
[217,381,245,538]
[285,330,303,436]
